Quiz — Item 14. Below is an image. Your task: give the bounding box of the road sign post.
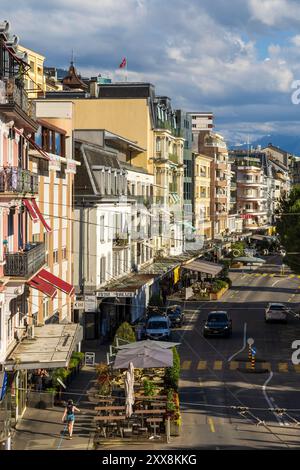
[251,347,256,370]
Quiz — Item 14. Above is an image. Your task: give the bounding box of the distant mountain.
[229,134,300,156]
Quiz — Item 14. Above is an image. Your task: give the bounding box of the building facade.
[194,153,212,240]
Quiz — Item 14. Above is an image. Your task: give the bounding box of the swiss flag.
[119,57,127,68]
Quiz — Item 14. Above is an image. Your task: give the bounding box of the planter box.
[169,421,181,436]
[210,286,228,300]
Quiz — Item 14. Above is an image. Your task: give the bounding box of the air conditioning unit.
[27,325,35,340]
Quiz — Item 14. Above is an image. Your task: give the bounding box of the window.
[62,247,67,260]
[43,299,49,320]
[53,250,59,264]
[100,256,106,284]
[100,215,105,242]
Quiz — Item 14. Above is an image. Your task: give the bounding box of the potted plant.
[96,363,112,396]
[166,389,181,436]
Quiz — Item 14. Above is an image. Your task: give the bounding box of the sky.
[1,0,300,144]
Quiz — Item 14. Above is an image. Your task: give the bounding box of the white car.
[265,303,290,323]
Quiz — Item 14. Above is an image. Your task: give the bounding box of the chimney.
[89,79,98,98]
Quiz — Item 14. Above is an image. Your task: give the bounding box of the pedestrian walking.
[62,399,80,439]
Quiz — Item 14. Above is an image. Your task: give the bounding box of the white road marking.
[262,371,282,425]
[227,322,247,362]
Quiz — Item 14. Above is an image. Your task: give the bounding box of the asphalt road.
[174,255,300,449]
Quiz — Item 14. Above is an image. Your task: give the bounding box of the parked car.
[203,311,232,338]
[265,303,290,323]
[145,315,171,340]
[167,305,185,327]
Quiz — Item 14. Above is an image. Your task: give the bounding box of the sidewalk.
[13,341,109,450]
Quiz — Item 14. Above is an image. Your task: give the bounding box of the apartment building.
[194,154,212,240]
[17,45,45,98]
[0,23,82,447]
[72,129,155,340]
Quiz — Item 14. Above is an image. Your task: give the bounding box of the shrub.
[113,321,136,347]
[221,277,232,288]
[96,363,111,396]
[165,347,180,391]
[143,378,156,396]
[211,279,228,293]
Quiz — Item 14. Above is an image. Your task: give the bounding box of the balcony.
[168,153,183,165]
[113,234,129,248]
[4,242,46,278]
[0,79,38,133]
[0,167,38,195]
[215,178,227,187]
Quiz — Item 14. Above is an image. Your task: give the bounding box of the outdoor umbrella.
[234,257,266,264]
[124,361,135,418]
[117,339,180,350]
[113,345,173,369]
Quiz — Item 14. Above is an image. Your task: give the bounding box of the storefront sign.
[66,161,77,174]
[74,300,85,310]
[85,352,95,366]
[84,295,97,312]
[97,292,135,298]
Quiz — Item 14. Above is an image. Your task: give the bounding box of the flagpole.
[125,57,128,82]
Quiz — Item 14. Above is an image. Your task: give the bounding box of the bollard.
[251,355,256,370]
[248,346,252,362]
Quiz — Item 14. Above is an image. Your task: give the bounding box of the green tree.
[276,185,300,274]
[113,321,136,346]
[165,347,180,391]
[230,241,245,258]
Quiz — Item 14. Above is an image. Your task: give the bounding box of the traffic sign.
[251,347,256,356]
[247,338,254,346]
[85,352,95,366]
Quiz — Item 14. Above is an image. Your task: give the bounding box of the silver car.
[145,315,171,340]
[265,303,290,323]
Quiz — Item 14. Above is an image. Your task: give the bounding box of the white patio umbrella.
[124,361,135,418]
[113,345,173,369]
[117,339,180,350]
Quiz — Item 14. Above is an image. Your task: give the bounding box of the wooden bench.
[95,406,125,411]
[134,409,165,415]
[95,415,127,421]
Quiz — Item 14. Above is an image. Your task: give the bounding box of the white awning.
[4,324,83,370]
[182,259,223,276]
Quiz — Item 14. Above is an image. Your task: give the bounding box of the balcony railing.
[0,167,38,194]
[4,242,46,278]
[0,78,35,118]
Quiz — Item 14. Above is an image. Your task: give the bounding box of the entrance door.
[85,312,96,340]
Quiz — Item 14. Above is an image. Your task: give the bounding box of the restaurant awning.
[234,257,266,264]
[23,198,52,232]
[4,324,83,370]
[182,259,223,276]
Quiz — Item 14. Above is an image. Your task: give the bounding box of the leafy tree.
[230,241,245,258]
[276,185,300,274]
[165,347,180,391]
[113,321,136,346]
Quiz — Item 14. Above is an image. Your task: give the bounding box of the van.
[145,315,171,341]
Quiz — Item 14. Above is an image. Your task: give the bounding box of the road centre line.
[208,417,215,433]
[262,371,282,425]
[227,323,247,362]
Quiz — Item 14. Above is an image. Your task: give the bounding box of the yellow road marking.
[246,362,254,370]
[289,275,295,279]
[294,365,300,373]
[181,360,191,370]
[262,362,271,370]
[229,361,239,370]
[278,363,288,373]
[262,273,268,277]
[270,274,275,277]
[197,360,207,370]
[208,417,215,433]
[213,360,222,370]
[255,274,260,277]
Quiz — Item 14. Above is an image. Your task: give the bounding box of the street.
[176,256,300,449]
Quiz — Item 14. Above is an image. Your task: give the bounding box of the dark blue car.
[203,311,232,338]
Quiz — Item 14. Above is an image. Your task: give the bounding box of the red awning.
[22,198,39,222]
[38,268,75,296]
[27,275,57,299]
[30,199,52,233]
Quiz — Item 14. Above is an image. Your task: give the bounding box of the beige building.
[18,45,46,97]
[194,153,212,240]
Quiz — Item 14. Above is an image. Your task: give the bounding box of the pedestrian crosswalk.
[180,359,300,373]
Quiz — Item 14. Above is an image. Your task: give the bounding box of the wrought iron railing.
[0,167,38,193]
[4,242,46,277]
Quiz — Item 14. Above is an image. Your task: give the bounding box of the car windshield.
[269,305,285,310]
[147,321,168,329]
[208,313,228,322]
[167,310,180,316]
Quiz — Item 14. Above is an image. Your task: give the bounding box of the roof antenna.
[71,49,75,66]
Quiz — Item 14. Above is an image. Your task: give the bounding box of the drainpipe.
[79,201,85,295]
